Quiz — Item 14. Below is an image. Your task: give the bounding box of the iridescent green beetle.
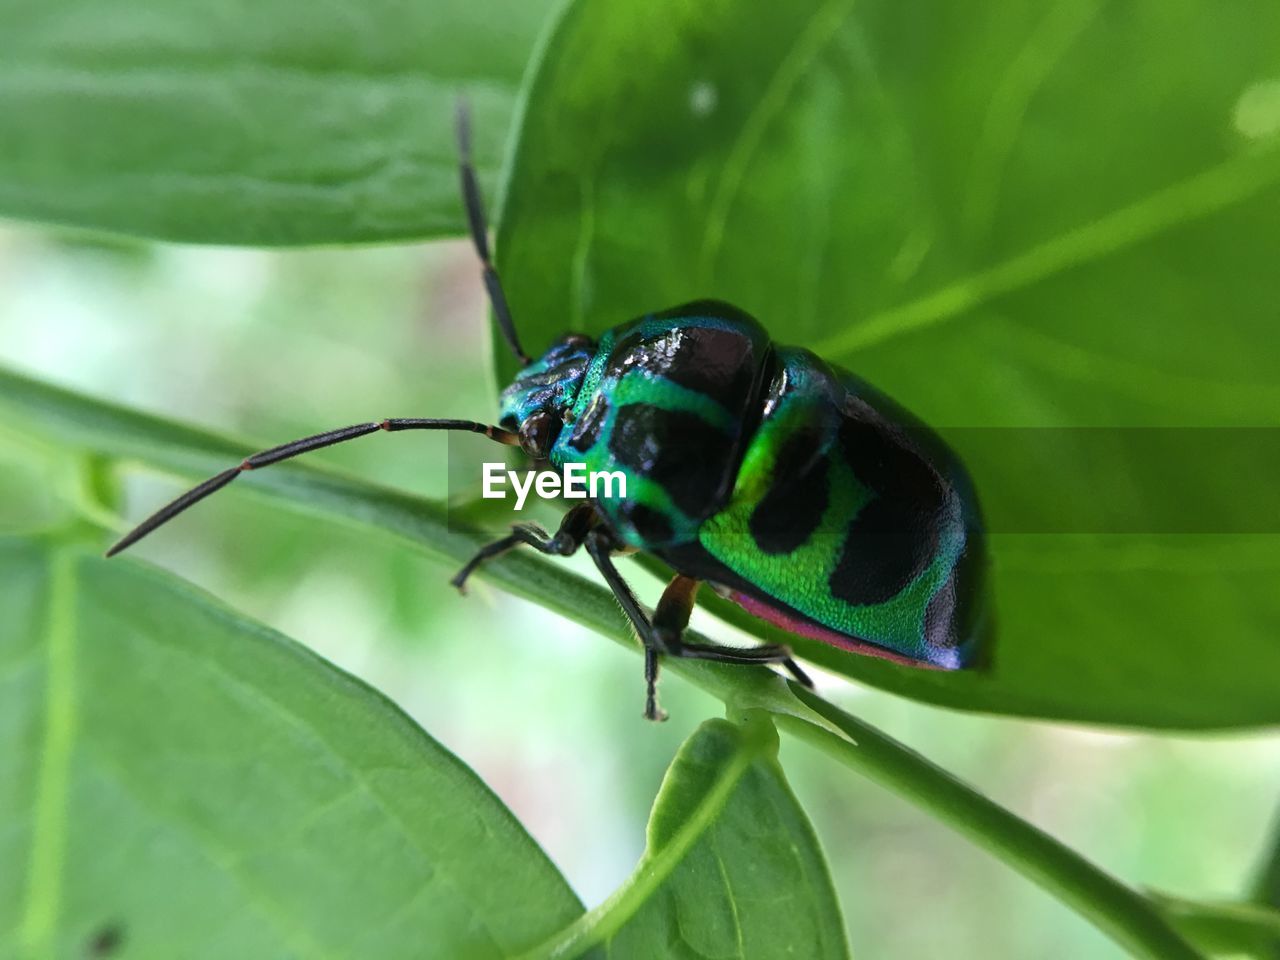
[108,104,991,720]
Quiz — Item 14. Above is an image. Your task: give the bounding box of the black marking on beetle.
[615,325,760,402]
[610,304,768,407]
[622,502,675,543]
[567,394,609,453]
[829,498,933,605]
[829,416,946,606]
[749,425,830,555]
[609,403,734,518]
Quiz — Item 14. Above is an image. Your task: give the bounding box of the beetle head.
[498,333,596,459]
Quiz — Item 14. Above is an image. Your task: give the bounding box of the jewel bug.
[108,102,991,720]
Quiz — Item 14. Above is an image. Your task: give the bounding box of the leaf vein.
[17,551,78,957]
[815,146,1280,358]
[696,0,857,286]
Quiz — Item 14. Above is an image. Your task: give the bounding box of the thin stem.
[776,687,1204,960]
[1249,801,1280,960]
[1253,802,1280,908]
[1154,892,1280,956]
[513,717,770,960]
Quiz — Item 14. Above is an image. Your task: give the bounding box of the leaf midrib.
[17,550,77,958]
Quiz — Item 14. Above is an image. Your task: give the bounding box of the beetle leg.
[585,538,814,719]
[651,574,699,651]
[642,574,705,722]
[583,530,671,721]
[643,649,664,723]
[450,502,595,593]
[673,643,815,688]
[652,576,814,688]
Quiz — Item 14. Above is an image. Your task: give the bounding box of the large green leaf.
[0,533,585,960]
[514,716,848,959]
[496,0,1280,726]
[0,0,557,244]
[606,718,849,959]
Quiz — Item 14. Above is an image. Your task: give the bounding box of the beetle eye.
[558,333,592,350]
[518,411,558,459]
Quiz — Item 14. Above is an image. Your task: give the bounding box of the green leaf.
[496,0,1280,727]
[0,0,559,244]
[0,532,585,959]
[517,716,849,960]
[607,717,849,960]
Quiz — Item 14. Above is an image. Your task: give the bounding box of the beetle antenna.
[455,98,531,366]
[106,418,519,557]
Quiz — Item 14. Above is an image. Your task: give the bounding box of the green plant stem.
[776,687,1204,960]
[0,367,1206,960]
[1154,892,1280,956]
[1249,803,1280,959]
[512,717,770,960]
[1254,803,1280,908]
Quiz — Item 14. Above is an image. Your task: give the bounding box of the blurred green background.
[2,227,1275,958]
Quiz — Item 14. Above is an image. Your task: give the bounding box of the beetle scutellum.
[108,102,991,720]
